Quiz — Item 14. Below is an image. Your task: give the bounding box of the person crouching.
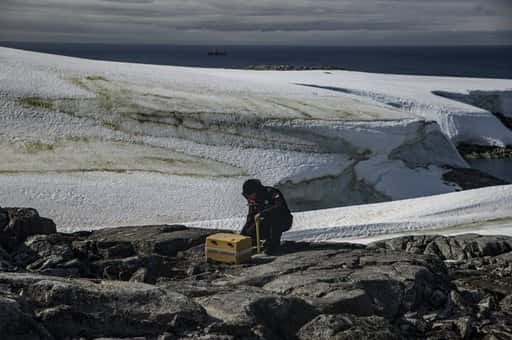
[240,179,293,255]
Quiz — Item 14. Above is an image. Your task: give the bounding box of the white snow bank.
[0,172,246,233]
[0,47,511,236]
[188,185,512,243]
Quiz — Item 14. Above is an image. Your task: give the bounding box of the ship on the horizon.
[207,49,227,56]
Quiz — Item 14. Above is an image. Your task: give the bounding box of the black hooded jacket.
[242,186,293,234]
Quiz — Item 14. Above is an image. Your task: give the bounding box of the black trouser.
[242,219,282,255]
[264,222,283,255]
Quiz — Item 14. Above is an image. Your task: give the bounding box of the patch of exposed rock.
[246,65,343,71]
[458,143,512,160]
[442,168,508,189]
[1,207,512,339]
[1,207,56,248]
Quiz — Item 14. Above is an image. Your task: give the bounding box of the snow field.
[0,47,511,239]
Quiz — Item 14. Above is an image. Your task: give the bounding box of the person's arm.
[259,191,286,219]
[241,203,257,235]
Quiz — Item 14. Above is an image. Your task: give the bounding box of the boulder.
[371,234,512,260]
[479,313,512,340]
[6,225,217,282]
[0,292,54,340]
[197,287,318,338]
[0,207,8,229]
[297,314,399,340]
[87,225,212,257]
[10,233,88,277]
[0,244,15,271]
[0,272,208,339]
[499,295,512,313]
[231,247,450,319]
[2,208,56,244]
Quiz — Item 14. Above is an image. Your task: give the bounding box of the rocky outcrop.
[229,246,449,320]
[0,222,511,339]
[458,143,512,160]
[370,234,512,260]
[442,168,509,189]
[197,287,318,339]
[0,207,56,247]
[7,224,213,283]
[371,234,512,339]
[297,314,399,340]
[0,272,207,339]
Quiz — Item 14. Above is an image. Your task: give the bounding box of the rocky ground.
[458,144,512,160]
[1,207,512,339]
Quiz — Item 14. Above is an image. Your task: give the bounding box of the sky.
[0,0,511,46]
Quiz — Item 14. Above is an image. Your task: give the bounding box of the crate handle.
[227,242,234,247]
[210,240,218,246]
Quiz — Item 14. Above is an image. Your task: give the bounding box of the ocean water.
[468,159,512,183]
[1,42,511,79]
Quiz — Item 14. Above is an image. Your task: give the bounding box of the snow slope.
[189,184,512,243]
[0,47,511,236]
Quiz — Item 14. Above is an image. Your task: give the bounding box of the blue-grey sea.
[1,42,511,79]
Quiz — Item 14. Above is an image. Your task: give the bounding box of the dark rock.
[431,289,449,308]
[3,208,56,244]
[129,267,150,283]
[25,234,76,260]
[458,143,512,160]
[495,251,512,265]
[448,290,474,314]
[11,233,89,277]
[0,272,208,338]
[87,225,211,258]
[4,225,217,282]
[453,316,474,339]
[197,287,318,337]
[2,217,512,340]
[232,248,450,320]
[442,168,508,189]
[315,288,374,316]
[479,312,512,339]
[92,256,146,281]
[0,207,8,230]
[96,241,135,259]
[247,64,343,71]
[158,332,178,340]
[372,234,512,260]
[428,320,462,339]
[0,244,15,272]
[478,296,497,318]
[187,263,209,277]
[0,292,54,340]
[499,295,512,312]
[297,313,400,340]
[400,311,428,335]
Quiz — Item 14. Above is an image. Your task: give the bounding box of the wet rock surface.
[1,209,511,339]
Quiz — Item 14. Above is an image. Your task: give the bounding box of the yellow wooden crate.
[205,233,253,264]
